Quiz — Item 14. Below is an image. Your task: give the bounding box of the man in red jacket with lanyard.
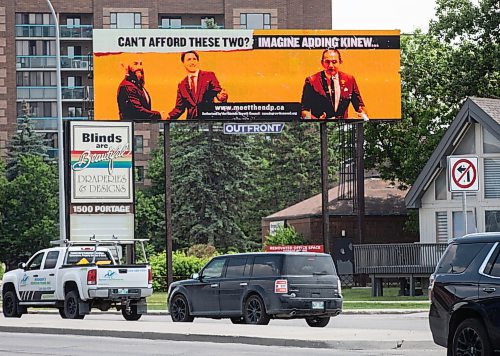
[301,49,368,120]
[167,51,228,120]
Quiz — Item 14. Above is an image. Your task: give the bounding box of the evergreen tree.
[0,155,58,270]
[6,101,51,180]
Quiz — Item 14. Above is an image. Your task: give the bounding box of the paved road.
[0,332,446,356]
[0,312,444,353]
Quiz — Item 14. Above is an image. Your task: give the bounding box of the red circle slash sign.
[452,159,477,189]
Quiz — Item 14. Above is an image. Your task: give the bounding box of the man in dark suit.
[117,59,164,121]
[167,51,228,120]
[301,49,368,120]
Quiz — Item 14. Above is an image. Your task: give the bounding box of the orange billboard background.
[94,30,401,121]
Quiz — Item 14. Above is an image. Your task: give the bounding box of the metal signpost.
[448,156,479,236]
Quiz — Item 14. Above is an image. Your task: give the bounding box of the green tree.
[0,155,58,270]
[365,0,499,186]
[6,102,51,180]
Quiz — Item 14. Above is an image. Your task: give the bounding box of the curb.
[0,325,433,350]
[0,308,429,315]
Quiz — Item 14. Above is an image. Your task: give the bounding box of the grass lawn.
[148,287,430,310]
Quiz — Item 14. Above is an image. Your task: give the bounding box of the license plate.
[312,301,324,309]
[117,289,128,295]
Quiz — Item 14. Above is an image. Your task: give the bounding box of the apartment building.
[0,1,332,183]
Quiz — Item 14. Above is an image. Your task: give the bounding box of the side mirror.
[191,272,199,280]
[18,262,26,270]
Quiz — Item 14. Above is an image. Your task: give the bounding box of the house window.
[134,135,144,153]
[67,46,82,58]
[483,127,500,153]
[452,211,476,238]
[136,166,145,182]
[240,13,271,29]
[485,159,500,198]
[110,13,141,29]
[434,170,447,200]
[160,17,181,29]
[453,124,475,155]
[485,211,500,232]
[436,212,448,243]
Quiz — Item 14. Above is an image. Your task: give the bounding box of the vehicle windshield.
[66,250,113,265]
[285,255,336,276]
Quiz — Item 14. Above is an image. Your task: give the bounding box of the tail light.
[148,268,153,285]
[87,269,97,285]
[337,278,342,296]
[275,279,288,293]
[428,274,435,301]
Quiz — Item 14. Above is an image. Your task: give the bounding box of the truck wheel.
[58,308,67,319]
[122,305,142,321]
[305,316,330,327]
[244,295,270,325]
[64,291,85,319]
[2,291,22,318]
[170,294,194,322]
[452,318,492,356]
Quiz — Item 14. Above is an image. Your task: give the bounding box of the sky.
[332,0,437,33]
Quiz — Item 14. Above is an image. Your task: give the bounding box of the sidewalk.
[0,312,437,351]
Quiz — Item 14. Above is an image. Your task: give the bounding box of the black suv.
[168,252,342,327]
[429,233,500,355]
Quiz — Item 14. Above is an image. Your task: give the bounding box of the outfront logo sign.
[70,122,133,203]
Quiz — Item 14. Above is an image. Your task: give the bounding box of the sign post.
[448,156,479,236]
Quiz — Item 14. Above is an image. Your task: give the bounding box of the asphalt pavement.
[0,310,440,352]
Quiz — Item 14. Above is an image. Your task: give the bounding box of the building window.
[16,40,56,56]
[66,17,81,27]
[436,212,448,243]
[16,71,56,86]
[452,211,476,238]
[17,102,56,118]
[160,17,181,29]
[134,135,144,153]
[68,106,83,117]
[110,13,141,29]
[16,13,54,25]
[485,159,500,198]
[67,46,82,57]
[66,76,82,87]
[240,13,271,29]
[136,166,145,183]
[485,211,500,232]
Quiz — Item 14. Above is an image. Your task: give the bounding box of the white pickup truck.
[1,239,153,320]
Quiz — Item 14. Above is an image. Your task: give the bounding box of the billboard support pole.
[320,122,330,254]
[356,122,365,244]
[164,123,173,289]
[45,0,66,241]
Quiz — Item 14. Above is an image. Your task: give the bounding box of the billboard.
[69,121,135,242]
[93,29,401,122]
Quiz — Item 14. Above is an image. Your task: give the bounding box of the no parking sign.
[448,156,479,192]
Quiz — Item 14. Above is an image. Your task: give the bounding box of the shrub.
[264,226,306,246]
[0,262,4,279]
[149,250,212,292]
[186,244,217,259]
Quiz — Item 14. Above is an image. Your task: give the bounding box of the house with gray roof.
[405,97,500,243]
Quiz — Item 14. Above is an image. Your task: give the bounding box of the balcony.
[16,55,57,69]
[17,86,91,101]
[158,25,225,29]
[16,55,92,70]
[15,24,93,38]
[60,25,93,38]
[16,24,55,37]
[17,116,88,131]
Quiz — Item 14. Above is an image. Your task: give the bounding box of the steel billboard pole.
[45,0,66,241]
